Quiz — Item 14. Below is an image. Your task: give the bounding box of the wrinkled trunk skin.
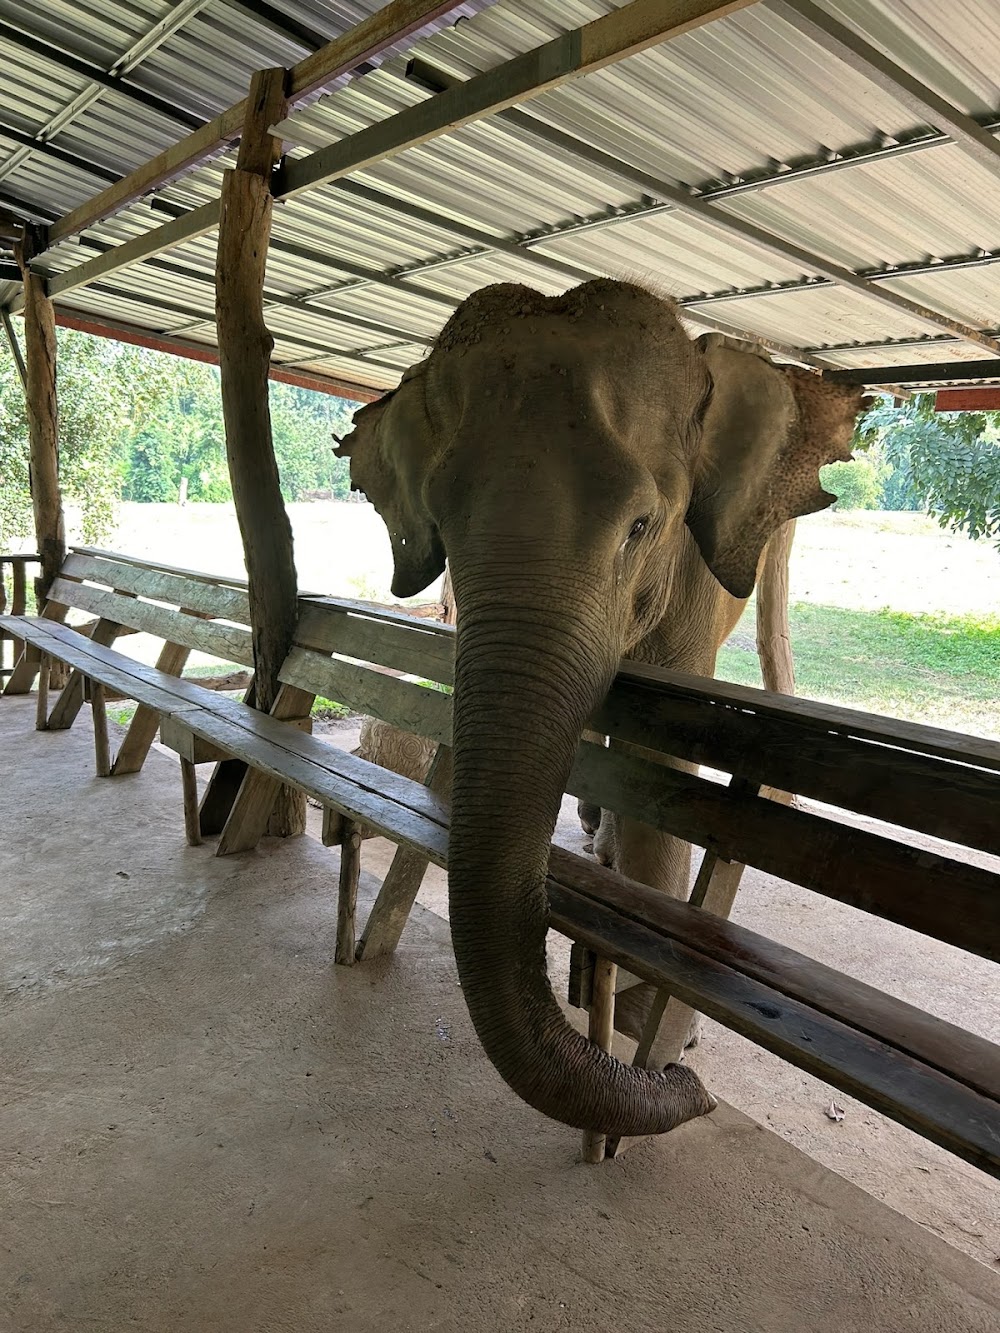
[447,568,714,1136]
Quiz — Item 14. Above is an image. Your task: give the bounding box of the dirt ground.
[2,702,998,1332]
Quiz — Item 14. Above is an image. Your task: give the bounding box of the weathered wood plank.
[547,881,1000,1176]
[567,742,1000,962]
[592,676,1000,854]
[13,619,207,719]
[46,579,255,668]
[215,682,316,856]
[582,957,618,1164]
[336,824,362,966]
[91,681,111,777]
[1,602,67,693]
[280,647,453,742]
[295,600,454,684]
[355,745,453,961]
[548,846,1000,1103]
[62,551,251,623]
[190,706,449,863]
[112,640,193,775]
[45,615,125,730]
[71,546,249,592]
[603,659,1000,773]
[180,758,202,846]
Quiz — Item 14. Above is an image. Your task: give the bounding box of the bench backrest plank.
[289,597,1000,856]
[280,645,451,744]
[70,545,250,593]
[63,550,252,624]
[48,577,255,669]
[566,741,999,964]
[295,599,454,684]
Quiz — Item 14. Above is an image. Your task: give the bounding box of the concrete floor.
[2,695,998,1332]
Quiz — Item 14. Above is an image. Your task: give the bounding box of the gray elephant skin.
[336,279,867,1139]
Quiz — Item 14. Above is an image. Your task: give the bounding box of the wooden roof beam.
[36,0,758,300]
[43,1,483,249]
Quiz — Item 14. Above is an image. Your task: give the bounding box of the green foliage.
[0,328,175,545]
[0,329,361,548]
[718,602,1000,737]
[856,394,1000,541]
[820,456,886,510]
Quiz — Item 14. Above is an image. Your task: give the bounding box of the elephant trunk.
[447,569,714,1135]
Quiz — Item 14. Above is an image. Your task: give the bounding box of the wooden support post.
[581,957,617,1164]
[35,652,49,729]
[91,680,111,776]
[336,822,362,965]
[180,759,202,846]
[355,745,453,960]
[112,640,192,773]
[215,66,303,839]
[216,682,315,855]
[14,230,65,611]
[756,519,796,696]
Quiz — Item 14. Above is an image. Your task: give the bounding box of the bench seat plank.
[548,881,1000,1177]
[549,847,1000,1104]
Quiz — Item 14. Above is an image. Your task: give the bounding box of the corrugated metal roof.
[2,0,1000,392]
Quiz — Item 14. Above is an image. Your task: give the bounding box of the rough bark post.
[215,66,304,837]
[441,562,457,626]
[756,519,796,695]
[14,229,65,612]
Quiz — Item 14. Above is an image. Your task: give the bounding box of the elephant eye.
[627,516,650,542]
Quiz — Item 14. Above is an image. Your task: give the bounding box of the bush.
[820,456,884,510]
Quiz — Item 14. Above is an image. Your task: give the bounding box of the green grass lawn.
[718,602,1000,738]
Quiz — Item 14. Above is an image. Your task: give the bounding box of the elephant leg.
[614,985,703,1050]
[578,799,602,837]
[602,804,703,1058]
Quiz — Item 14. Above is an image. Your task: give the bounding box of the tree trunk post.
[215,66,304,837]
[14,229,65,610]
[756,518,796,695]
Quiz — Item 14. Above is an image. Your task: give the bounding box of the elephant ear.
[334,360,446,597]
[686,333,868,598]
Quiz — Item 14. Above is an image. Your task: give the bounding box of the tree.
[0,327,174,545]
[855,394,1000,541]
[820,455,886,510]
[1,327,362,548]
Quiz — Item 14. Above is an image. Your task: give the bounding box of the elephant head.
[336,280,866,1137]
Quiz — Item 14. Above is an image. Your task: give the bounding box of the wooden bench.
[4,570,998,1175]
[1,546,259,839]
[0,552,39,679]
[195,594,1000,1175]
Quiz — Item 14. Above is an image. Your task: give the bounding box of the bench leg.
[47,617,124,731]
[215,683,313,855]
[113,640,191,774]
[216,768,283,856]
[91,680,111,777]
[355,844,429,961]
[355,745,452,962]
[606,851,747,1161]
[582,957,618,1164]
[335,822,362,965]
[35,652,50,729]
[180,759,202,846]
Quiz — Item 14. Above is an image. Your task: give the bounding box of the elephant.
[335,279,868,1139]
